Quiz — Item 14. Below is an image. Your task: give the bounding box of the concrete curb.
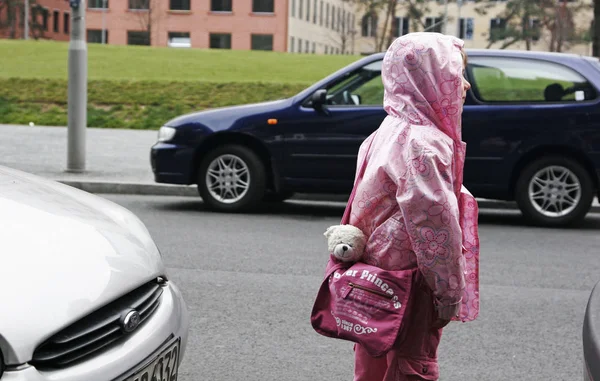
[58,180,199,197]
[56,179,600,213]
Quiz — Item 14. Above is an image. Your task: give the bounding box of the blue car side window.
[325,60,384,107]
[468,56,597,104]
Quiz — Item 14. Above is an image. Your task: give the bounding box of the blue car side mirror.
[311,89,329,116]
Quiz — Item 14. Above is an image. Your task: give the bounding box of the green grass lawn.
[0,40,361,129]
[0,40,587,129]
[0,39,357,83]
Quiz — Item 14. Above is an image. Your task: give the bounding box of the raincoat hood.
[382,32,465,144]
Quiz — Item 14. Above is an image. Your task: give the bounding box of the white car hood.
[0,166,166,364]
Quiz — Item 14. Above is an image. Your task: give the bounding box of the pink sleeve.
[392,149,466,315]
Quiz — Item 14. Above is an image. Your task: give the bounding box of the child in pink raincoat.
[348,33,480,380]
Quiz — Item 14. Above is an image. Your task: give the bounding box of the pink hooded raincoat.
[349,33,480,380]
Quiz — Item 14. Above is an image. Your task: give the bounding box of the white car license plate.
[123,339,180,381]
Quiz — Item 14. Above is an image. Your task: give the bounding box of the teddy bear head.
[323,224,367,262]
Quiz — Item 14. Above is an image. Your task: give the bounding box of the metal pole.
[24,0,29,40]
[457,0,462,38]
[66,0,87,173]
[101,0,106,44]
[443,0,448,34]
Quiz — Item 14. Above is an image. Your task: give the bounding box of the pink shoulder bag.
[310,135,418,358]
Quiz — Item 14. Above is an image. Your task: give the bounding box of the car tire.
[197,145,267,212]
[514,155,594,227]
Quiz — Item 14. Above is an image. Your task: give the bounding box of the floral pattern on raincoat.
[348,33,480,322]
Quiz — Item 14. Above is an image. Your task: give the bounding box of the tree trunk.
[523,13,531,50]
[377,0,394,51]
[386,1,397,48]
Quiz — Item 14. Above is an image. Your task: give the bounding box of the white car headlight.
[157,126,176,142]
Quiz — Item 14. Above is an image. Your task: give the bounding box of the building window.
[319,1,323,25]
[392,17,409,37]
[425,17,442,33]
[128,31,150,45]
[325,3,329,27]
[324,45,328,54]
[63,12,69,33]
[298,38,302,52]
[337,7,341,31]
[42,8,49,31]
[346,12,352,34]
[306,0,310,21]
[53,10,59,32]
[253,0,274,13]
[170,0,190,11]
[459,17,474,40]
[361,12,377,37]
[209,33,231,49]
[305,40,309,53]
[88,0,108,8]
[331,6,335,30]
[291,0,295,17]
[129,0,149,10]
[290,36,295,52]
[211,0,232,12]
[489,18,507,41]
[313,0,317,23]
[168,32,191,47]
[523,17,541,41]
[312,41,316,53]
[299,0,303,19]
[251,34,273,50]
[87,29,108,43]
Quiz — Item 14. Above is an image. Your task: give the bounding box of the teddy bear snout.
[342,245,349,252]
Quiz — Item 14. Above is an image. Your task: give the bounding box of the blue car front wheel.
[197,144,267,212]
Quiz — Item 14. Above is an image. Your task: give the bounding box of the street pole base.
[64,167,87,174]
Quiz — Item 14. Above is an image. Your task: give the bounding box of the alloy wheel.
[205,154,251,204]
[528,165,581,218]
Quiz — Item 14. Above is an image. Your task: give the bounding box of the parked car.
[584,280,600,380]
[0,165,188,381]
[151,48,600,226]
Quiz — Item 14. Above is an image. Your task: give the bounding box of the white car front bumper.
[2,281,189,381]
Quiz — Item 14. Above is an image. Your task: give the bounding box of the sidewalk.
[1,123,599,212]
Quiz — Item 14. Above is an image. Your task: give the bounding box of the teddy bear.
[323,224,367,262]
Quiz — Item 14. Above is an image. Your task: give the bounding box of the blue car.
[151,48,600,227]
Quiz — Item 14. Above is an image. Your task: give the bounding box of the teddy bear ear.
[323,225,336,237]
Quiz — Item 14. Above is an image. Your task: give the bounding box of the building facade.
[354,0,593,56]
[1,0,365,54]
[0,0,71,41]
[1,0,593,56]
[85,0,289,50]
[287,0,359,55]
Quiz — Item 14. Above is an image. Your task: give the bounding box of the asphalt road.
[100,194,600,381]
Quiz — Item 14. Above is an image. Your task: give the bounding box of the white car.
[0,166,189,381]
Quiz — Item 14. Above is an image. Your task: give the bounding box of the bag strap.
[341,133,376,225]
